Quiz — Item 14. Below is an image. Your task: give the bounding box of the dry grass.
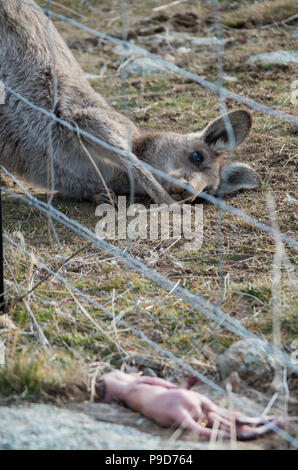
[222,0,298,28]
[0,349,87,403]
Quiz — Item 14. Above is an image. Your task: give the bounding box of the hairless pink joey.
[95,370,296,441]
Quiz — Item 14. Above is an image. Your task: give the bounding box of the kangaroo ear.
[201,110,253,154]
[217,162,261,196]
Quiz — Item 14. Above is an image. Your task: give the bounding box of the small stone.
[123,364,139,374]
[143,367,157,377]
[164,53,176,63]
[150,329,164,343]
[147,32,226,47]
[217,339,280,388]
[191,36,225,46]
[113,44,131,56]
[249,50,298,65]
[119,57,167,77]
[85,73,101,81]
[219,75,238,83]
[177,47,192,56]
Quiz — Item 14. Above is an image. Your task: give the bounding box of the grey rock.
[150,32,226,47]
[119,57,167,77]
[85,73,102,81]
[113,44,132,56]
[219,76,238,83]
[217,339,279,387]
[177,47,192,56]
[143,367,158,377]
[150,329,164,343]
[191,36,225,47]
[249,50,298,65]
[0,403,210,450]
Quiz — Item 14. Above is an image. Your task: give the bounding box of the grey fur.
[0,0,260,204]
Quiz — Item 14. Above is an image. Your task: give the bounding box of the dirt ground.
[0,0,297,450]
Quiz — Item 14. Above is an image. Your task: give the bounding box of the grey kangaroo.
[0,0,260,204]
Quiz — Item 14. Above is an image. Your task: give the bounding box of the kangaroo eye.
[190,152,204,166]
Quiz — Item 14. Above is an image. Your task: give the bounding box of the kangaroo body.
[0,0,260,203]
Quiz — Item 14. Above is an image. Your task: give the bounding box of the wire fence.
[0,0,297,448]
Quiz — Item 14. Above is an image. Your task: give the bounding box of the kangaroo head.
[134,110,260,201]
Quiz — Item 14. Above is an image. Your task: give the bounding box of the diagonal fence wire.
[19,0,298,125]
[1,0,297,448]
[2,2,296,364]
[2,169,297,375]
[3,233,298,448]
[3,86,298,251]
